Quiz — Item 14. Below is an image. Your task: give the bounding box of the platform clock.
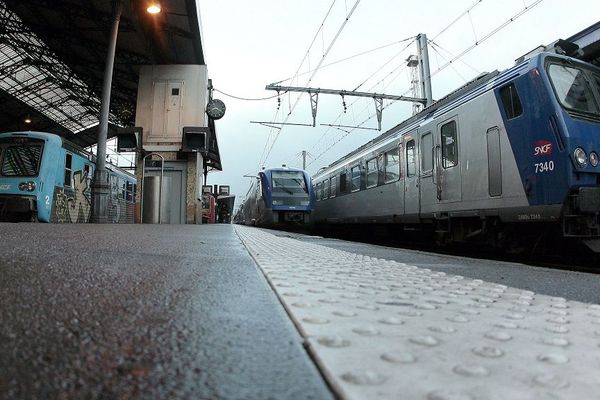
[206,98,226,120]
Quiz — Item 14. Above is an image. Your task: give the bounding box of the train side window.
[330,176,337,198]
[351,165,361,192]
[323,178,330,198]
[119,178,126,199]
[421,132,433,173]
[499,83,523,119]
[339,172,347,193]
[406,140,416,177]
[366,158,378,188]
[316,182,321,201]
[440,121,458,169]
[133,184,137,203]
[84,164,92,188]
[64,153,73,187]
[126,181,134,202]
[384,149,400,182]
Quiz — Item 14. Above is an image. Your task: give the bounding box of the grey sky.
[199,0,599,207]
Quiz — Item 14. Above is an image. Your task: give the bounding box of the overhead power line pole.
[302,150,307,170]
[417,33,433,107]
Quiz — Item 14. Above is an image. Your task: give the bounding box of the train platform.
[1,223,599,400]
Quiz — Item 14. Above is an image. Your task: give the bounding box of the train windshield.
[271,170,308,194]
[0,138,44,176]
[547,63,600,118]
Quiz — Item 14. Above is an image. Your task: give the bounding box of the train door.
[403,134,419,220]
[434,118,462,203]
[418,130,437,214]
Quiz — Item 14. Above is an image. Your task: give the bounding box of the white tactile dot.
[538,353,570,364]
[380,351,417,364]
[235,226,600,400]
[452,364,490,377]
[316,335,351,348]
[427,390,474,400]
[341,371,387,385]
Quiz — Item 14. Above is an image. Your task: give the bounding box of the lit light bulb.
[146,4,161,14]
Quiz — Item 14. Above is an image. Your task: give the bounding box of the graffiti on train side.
[108,175,122,223]
[52,170,132,223]
[53,171,92,223]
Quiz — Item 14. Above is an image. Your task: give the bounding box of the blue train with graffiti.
[0,131,135,223]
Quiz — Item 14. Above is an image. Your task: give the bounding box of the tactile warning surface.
[235,226,600,400]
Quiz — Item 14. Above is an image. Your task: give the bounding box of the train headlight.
[574,147,588,168]
[590,152,599,167]
[18,181,36,192]
[272,200,283,205]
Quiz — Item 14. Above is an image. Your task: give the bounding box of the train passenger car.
[313,51,600,253]
[239,167,315,227]
[0,131,136,223]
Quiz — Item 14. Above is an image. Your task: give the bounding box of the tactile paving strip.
[235,226,600,400]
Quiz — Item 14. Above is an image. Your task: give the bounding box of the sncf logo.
[534,140,553,156]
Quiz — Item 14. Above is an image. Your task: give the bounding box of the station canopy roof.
[0,0,220,171]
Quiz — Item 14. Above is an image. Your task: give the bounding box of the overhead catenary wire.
[273,0,484,166]
[307,0,490,158]
[254,0,339,170]
[425,0,543,82]
[258,0,362,169]
[297,0,491,164]
[272,37,415,86]
[427,40,481,75]
[280,36,415,164]
[306,0,544,169]
[213,88,283,101]
[431,0,485,41]
[300,38,417,161]
[428,41,468,83]
[314,0,489,145]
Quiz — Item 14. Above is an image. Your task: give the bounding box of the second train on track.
[236,166,315,227]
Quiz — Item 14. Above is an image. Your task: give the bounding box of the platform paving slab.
[236,225,600,400]
[0,223,334,400]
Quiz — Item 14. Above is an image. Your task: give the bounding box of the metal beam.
[265,84,428,104]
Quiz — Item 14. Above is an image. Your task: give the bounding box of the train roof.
[0,130,63,144]
[0,130,135,178]
[260,166,307,173]
[314,52,577,176]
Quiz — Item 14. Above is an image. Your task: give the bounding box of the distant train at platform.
[0,131,136,223]
[313,51,600,253]
[237,167,315,227]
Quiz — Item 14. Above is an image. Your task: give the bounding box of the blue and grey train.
[313,51,600,253]
[238,167,315,227]
[0,131,136,223]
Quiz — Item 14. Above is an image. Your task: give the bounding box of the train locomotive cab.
[543,56,600,251]
[241,167,315,227]
[265,168,314,225]
[0,133,49,222]
[0,131,136,224]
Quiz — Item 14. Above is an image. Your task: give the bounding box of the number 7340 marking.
[535,160,554,173]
